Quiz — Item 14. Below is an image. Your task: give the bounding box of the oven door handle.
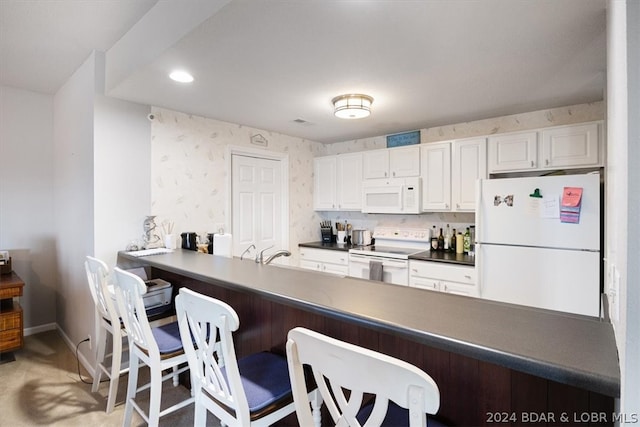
[349,254,407,268]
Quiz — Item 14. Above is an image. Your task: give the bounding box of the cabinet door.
[336,153,363,210]
[452,138,487,211]
[389,146,420,177]
[488,131,538,172]
[409,276,441,292]
[541,123,599,168]
[321,263,349,276]
[441,280,479,297]
[363,149,389,179]
[421,142,451,211]
[299,259,322,271]
[313,156,337,210]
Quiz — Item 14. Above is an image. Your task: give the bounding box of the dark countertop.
[299,241,475,266]
[409,250,475,266]
[117,249,619,397]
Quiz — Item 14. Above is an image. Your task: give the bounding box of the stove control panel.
[373,227,431,242]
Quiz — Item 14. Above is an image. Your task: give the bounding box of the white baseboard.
[24,322,56,336]
[55,323,95,378]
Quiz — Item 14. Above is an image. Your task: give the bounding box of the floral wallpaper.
[150,101,604,264]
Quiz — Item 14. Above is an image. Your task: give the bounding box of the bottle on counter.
[444,224,451,251]
[463,227,471,254]
[450,228,456,253]
[456,232,464,254]
[431,226,438,251]
[469,225,476,255]
[437,228,445,251]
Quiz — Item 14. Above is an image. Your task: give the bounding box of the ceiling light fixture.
[332,94,373,119]
[169,70,194,83]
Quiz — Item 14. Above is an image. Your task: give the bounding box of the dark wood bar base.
[154,268,614,427]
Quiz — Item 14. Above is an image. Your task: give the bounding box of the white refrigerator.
[476,172,602,317]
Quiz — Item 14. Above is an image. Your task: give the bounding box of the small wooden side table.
[0,271,25,353]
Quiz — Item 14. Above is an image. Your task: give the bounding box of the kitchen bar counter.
[117,249,618,425]
[298,241,354,251]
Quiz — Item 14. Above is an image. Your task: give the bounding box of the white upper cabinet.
[313,153,362,211]
[313,156,337,210]
[452,137,487,211]
[487,131,538,173]
[389,146,420,177]
[421,142,451,211]
[541,123,600,169]
[336,153,363,210]
[363,146,420,179]
[363,149,389,178]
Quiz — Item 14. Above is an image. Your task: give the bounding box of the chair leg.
[311,389,322,427]
[122,348,139,427]
[105,330,123,414]
[193,393,207,427]
[172,366,179,387]
[92,323,107,393]
[148,363,163,427]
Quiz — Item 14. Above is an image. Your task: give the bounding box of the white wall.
[94,95,151,267]
[52,52,101,348]
[0,86,56,332]
[606,0,640,416]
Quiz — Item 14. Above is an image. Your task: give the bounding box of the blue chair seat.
[358,401,448,427]
[151,321,183,354]
[222,351,292,413]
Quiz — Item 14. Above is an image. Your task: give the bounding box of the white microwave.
[361,177,421,214]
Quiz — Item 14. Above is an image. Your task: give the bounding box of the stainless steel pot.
[351,229,372,246]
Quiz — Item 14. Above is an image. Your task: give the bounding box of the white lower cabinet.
[299,248,349,276]
[409,260,478,297]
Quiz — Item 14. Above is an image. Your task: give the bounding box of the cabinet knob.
[530,160,534,167]
[445,204,449,209]
[545,159,549,166]
[464,275,471,279]
[456,203,460,209]
[385,172,388,177]
[392,171,396,177]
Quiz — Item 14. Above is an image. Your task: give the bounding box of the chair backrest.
[286,327,441,427]
[112,267,158,355]
[85,256,119,323]
[175,288,250,424]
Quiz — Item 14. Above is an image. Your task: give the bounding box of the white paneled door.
[231,154,284,260]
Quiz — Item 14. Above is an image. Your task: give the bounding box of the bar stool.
[286,327,446,427]
[112,267,194,427]
[175,287,321,427]
[85,256,126,413]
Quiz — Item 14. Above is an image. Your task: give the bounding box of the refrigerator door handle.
[476,242,482,295]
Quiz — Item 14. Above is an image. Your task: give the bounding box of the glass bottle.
[444,224,451,251]
[456,232,464,254]
[450,228,457,253]
[463,227,471,254]
[437,228,445,251]
[431,226,438,251]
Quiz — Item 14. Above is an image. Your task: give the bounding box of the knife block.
[0,257,11,275]
[321,227,333,243]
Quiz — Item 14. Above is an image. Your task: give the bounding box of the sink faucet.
[240,244,255,261]
[264,250,291,265]
[255,245,274,264]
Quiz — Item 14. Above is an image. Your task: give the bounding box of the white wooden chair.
[175,287,321,427]
[85,256,127,413]
[286,327,445,427]
[112,267,194,427]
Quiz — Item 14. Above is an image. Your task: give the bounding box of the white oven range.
[348,228,430,286]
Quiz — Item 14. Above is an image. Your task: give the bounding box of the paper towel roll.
[213,233,233,258]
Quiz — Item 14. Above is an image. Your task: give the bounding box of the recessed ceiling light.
[169,70,194,83]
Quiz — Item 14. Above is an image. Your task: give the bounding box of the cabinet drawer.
[409,276,441,292]
[0,328,23,352]
[0,311,22,331]
[299,248,348,265]
[0,285,23,299]
[409,260,476,284]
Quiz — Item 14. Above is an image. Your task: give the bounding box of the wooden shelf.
[1,272,25,353]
